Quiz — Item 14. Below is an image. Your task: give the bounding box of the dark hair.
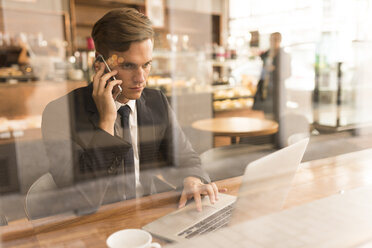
[91,8,154,58]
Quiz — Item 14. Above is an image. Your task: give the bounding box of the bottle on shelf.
[86,37,96,82]
[217,46,225,62]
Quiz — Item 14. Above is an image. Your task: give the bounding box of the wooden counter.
[0,80,87,118]
[2,148,372,247]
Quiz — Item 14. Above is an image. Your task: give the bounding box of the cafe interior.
[2,0,372,247]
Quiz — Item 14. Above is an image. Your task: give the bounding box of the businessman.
[42,8,222,213]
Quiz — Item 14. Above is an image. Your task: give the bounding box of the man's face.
[107,39,153,103]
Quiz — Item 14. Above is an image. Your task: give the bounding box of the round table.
[192,117,279,144]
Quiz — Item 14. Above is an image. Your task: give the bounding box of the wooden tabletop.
[2,148,372,247]
[192,117,278,137]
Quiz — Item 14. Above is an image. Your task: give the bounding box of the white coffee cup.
[106,229,161,248]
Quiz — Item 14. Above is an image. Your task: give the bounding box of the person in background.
[252,32,291,121]
[248,32,291,148]
[41,8,223,215]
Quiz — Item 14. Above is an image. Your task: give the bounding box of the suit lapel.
[136,93,156,170]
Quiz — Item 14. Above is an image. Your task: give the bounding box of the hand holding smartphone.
[96,54,123,98]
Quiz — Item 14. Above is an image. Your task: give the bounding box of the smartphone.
[96,54,123,95]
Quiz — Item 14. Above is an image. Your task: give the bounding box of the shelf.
[213,97,253,113]
[0,76,38,83]
[211,58,252,67]
[153,50,205,58]
[312,122,372,133]
[212,81,229,86]
[213,85,254,102]
[213,95,254,101]
[214,106,253,112]
[75,0,145,7]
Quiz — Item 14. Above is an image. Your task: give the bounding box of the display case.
[312,39,372,133]
[213,85,254,112]
[210,57,261,114]
[149,51,261,114]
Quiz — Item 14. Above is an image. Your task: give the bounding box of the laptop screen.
[229,138,309,226]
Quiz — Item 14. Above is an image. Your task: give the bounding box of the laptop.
[143,138,309,242]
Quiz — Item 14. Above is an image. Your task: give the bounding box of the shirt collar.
[115,99,136,112]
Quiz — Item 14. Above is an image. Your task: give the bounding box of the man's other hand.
[178,177,227,212]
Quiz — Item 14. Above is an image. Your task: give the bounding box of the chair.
[277,113,310,147]
[24,172,57,220]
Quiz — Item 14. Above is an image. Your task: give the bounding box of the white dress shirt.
[115,100,144,198]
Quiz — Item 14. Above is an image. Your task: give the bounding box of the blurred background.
[1,0,372,223]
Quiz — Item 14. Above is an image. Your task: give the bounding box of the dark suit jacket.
[41,84,210,211]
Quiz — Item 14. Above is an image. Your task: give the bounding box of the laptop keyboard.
[178,204,234,239]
